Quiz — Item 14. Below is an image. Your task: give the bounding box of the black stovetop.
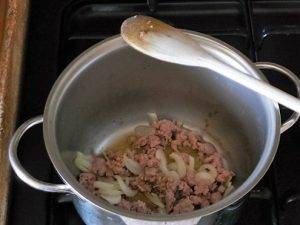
[7,1,300,225]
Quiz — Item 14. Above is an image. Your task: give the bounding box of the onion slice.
[124,155,142,175]
[155,149,169,174]
[101,194,121,205]
[188,155,195,170]
[94,181,115,189]
[114,175,137,197]
[74,151,92,172]
[167,171,180,180]
[94,181,122,196]
[198,164,217,178]
[169,153,186,178]
[168,162,177,171]
[223,181,234,197]
[100,189,122,196]
[145,193,165,208]
[195,164,218,184]
[147,112,158,124]
[96,178,120,190]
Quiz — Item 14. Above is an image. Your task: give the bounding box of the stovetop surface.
[7,1,300,225]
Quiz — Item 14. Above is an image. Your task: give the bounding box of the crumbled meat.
[190,195,209,207]
[77,118,235,215]
[188,132,199,149]
[173,197,194,214]
[166,190,176,213]
[153,173,169,191]
[156,119,176,140]
[119,198,132,211]
[190,195,202,205]
[175,131,187,142]
[91,157,106,176]
[178,181,193,196]
[166,179,180,192]
[210,192,222,204]
[218,185,226,193]
[135,137,148,148]
[135,154,159,168]
[79,173,96,191]
[197,142,217,155]
[148,135,161,148]
[185,169,196,186]
[106,153,129,176]
[210,183,218,192]
[216,169,234,183]
[131,200,152,214]
[105,168,114,177]
[204,153,223,169]
[194,181,210,195]
[119,198,151,214]
[130,176,151,192]
[144,167,159,182]
[171,140,180,151]
[180,152,190,164]
[197,151,205,161]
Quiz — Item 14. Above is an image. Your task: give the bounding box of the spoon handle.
[205,60,300,113]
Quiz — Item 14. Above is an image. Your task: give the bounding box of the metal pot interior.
[45,34,279,220]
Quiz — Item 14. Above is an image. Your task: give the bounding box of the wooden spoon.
[121,15,300,113]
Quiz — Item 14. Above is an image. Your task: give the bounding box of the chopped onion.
[147,112,158,124]
[188,155,195,170]
[223,181,234,197]
[134,125,155,136]
[100,188,122,196]
[169,153,186,178]
[155,149,168,174]
[74,151,92,172]
[168,162,177,171]
[114,175,137,197]
[198,164,217,178]
[195,164,218,184]
[167,171,180,180]
[195,171,214,184]
[156,150,180,180]
[145,193,165,208]
[124,155,142,175]
[94,181,122,196]
[96,178,120,190]
[94,181,115,189]
[101,194,121,205]
[111,181,120,190]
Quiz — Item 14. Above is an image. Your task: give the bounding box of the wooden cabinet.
[0,1,29,224]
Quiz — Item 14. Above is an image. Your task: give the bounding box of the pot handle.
[8,115,72,193]
[255,62,300,133]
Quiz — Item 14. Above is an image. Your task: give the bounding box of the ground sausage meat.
[173,197,194,214]
[76,118,235,214]
[79,173,96,191]
[91,157,106,176]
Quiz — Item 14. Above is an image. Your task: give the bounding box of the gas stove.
[7,1,300,225]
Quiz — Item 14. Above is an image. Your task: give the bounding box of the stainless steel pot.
[9,31,300,225]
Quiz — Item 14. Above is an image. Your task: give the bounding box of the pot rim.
[43,31,281,221]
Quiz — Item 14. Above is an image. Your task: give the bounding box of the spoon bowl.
[121,15,300,113]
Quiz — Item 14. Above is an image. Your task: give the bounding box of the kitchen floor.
[8,1,300,225]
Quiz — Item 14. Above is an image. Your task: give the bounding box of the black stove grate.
[7,1,300,225]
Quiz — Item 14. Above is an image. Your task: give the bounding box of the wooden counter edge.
[0,0,30,224]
